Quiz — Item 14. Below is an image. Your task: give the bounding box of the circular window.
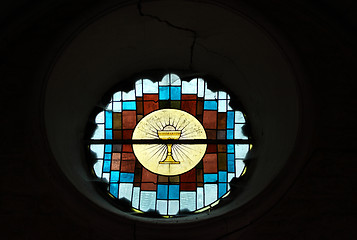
[87,73,252,217]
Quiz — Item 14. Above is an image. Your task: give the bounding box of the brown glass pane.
[141,168,157,190]
[122,152,135,160]
[111,153,121,170]
[203,154,217,173]
[217,112,227,129]
[181,183,196,191]
[181,168,196,182]
[197,98,204,115]
[203,110,217,129]
[137,115,143,122]
[218,144,226,152]
[206,130,217,139]
[136,98,143,115]
[143,94,159,115]
[121,160,135,172]
[113,130,122,140]
[170,101,180,109]
[122,144,133,152]
[122,111,136,129]
[206,144,216,153]
[218,153,227,171]
[169,176,179,183]
[113,113,122,129]
[159,100,170,109]
[158,175,169,183]
[181,95,197,116]
[197,168,203,186]
[122,130,133,140]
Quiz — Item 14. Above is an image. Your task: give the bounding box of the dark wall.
[1,0,356,239]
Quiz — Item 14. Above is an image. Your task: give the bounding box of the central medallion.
[132,109,207,176]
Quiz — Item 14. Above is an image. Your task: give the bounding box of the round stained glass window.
[87,73,252,217]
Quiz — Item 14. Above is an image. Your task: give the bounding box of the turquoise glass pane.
[227,144,234,153]
[105,144,112,152]
[227,111,234,129]
[204,174,218,183]
[218,171,227,182]
[227,154,235,172]
[110,171,120,182]
[105,111,112,129]
[170,87,181,100]
[103,161,111,172]
[227,130,234,139]
[218,183,227,197]
[204,101,217,110]
[105,130,112,139]
[104,153,111,160]
[110,183,119,197]
[120,173,134,182]
[169,185,179,199]
[157,185,168,199]
[159,86,169,100]
[122,101,136,110]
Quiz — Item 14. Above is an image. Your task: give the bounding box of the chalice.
[158,125,181,164]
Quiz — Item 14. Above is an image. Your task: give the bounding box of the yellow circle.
[132,109,207,176]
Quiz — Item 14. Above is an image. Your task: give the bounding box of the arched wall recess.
[42,0,313,237]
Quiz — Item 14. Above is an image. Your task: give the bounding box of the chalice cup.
[158,127,182,164]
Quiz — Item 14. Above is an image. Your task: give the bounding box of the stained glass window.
[88,73,252,217]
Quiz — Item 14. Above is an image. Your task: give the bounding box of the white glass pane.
[140,191,156,212]
[235,111,245,123]
[228,173,235,182]
[235,144,249,158]
[90,144,104,158]
[118,183,133,201]
[157,200,168,215]
[143,79,158,93]
[234,124,248,139]
[95,111,105,123]
[218,100,227,112]
[204,184,218,206]
[218,91,227,99]
[160,74,170,86]
[227,103,233,111]
[113,91,122,101]
[168,200,179,215]
[182,78,197,94]
[102,173,110,183]
[132,187,140,209]
[93,160,103,177]
[197,187,204,209]
[204,83,217,99]
[123,90,135,100]
[113,102,122,112]
[235,160,245,177]
[180,192,196,211]
[197,78,205,97]
[106,102,112,111]
[92,124,104,139]
[170,74,181,86]
[135,79,143,97]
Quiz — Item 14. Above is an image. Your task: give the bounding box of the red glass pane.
[217,112,227,129]
[181,94,197,116]
[143,94,159,115]
[141,168,157,190]
[203,110,217,129]
[122,111,136,129]
[203,154,217,173]
[122,130,133,140]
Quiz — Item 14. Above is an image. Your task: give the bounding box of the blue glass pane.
[204,174,218,183]
[104,153,111,160]
[122,101,136,110]
[227,144,234,153]
[110,171,120,182]
[227,130,234,139]
[204,101,218,110]
[227,111,234,129]
[159,86,169,100]
[110,183,119,197]
[157,185,168,199]
[169,185,179,199]
[227,154,235,172]
[170,87,181,100]
[105,111,112,129]
[105,130,112,139]
[218,183,227,198]
[105,144,112,152]
[218,171,227,182]
[120,173,134,182]
[103,161,111,172]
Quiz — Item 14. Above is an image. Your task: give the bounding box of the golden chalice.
[158,125,181,164]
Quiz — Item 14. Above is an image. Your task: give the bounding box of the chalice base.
[159,155,180,164]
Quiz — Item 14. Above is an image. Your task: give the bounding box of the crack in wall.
[137,0,197,70]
